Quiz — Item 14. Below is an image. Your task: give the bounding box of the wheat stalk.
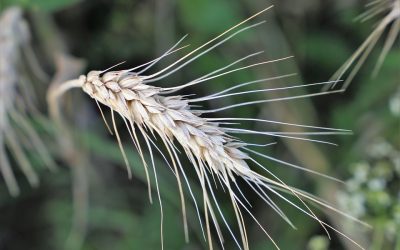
[327,0,400,90]
[48,6,368,250]
[0,7,56,196]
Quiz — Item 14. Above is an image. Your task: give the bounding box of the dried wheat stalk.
[328,0,400,90]
[0,7,56,196]
[48,6,368,250]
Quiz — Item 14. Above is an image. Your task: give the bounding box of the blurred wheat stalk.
[0,7,56,196]
[329,0,400,90]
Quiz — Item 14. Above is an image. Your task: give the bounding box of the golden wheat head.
[48,6,369,250]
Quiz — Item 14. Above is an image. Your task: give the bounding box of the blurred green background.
[0,0,399,249]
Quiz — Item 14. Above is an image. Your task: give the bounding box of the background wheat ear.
[326,0,400,90]
[48,6,370,250]
[0,7,56,196]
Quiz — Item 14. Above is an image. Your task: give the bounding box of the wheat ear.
[49,6,368,250]
[0,7,56,196]
[327,0,400,90]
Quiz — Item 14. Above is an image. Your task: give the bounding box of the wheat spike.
[0,7,56,196]
[327,0,400,90]
[49,6,368,250]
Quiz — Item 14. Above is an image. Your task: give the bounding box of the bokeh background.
[0,0,399,249]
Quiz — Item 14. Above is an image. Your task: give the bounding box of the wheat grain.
[48,6,368,250]
[0,7,56,196]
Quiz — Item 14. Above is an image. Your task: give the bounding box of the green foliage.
[299,33,351,70]
[333,48,400,250]
[178,0,241,34]
[2,0,80,12]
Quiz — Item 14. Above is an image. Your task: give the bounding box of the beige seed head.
[81,70,252,177]
[48,6,369,250]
